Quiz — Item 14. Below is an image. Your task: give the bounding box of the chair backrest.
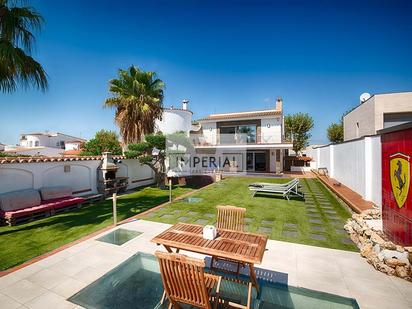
[216,205,246,231]
[155,251,211,309]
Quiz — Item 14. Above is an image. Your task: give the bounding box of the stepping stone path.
[187,211,199,216]
[261,220,274,226]
[309,219,322,224]
[245,218,253,223]
[145,212,157,218]
[258,227,272,235]
[310,225,326,232]
[160,214,173,219]
[310,234,327,241]
[324,210,337,214]
[195,219,209,225]
[341,237,353,245]
[283,223,297,229]
[204,213,215,218]
[307,213,321,218]
[172,210,183,214]
[335,228,347,234]
[282,230,298,238]
[178,216,189,222]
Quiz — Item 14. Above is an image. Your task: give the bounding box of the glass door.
[246,152,254,171]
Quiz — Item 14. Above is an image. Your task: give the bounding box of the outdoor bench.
[0,187,85,226]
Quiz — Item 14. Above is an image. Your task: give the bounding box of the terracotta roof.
[65,140,85,144]
[0,155,125,164]
[63,150,82,156]
[198,109,281,121]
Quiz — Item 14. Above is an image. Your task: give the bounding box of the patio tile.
[26,269,68,290]
[307,209,319,214]
[0,292,22,309]
[282,230,298,238]
[187,211,199,216]
[204,213,215,218]
[324,210,337,214]
[283,223,297,229]
[1,279,47,304]
[309,219,323,224]
[260,220,274,226]
[0,274,22,291]
[51,277,87,298]
[172,210,183,214]
[195,219,209,225]
[306,213,321,218]
[310,225,326,232]
[258,227,272,235]
[310,234,327,241]
[177,216,189,222]
[24,291,73,309]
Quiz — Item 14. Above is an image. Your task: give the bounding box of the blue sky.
[1,0,411,145]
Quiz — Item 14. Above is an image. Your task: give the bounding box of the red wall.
[382,127,412,246]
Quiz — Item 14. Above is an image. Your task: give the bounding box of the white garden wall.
[0,159,154,195]
[314,135,382,208]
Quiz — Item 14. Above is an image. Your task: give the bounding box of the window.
[220,125,257,144]
[35,141,39,147]
[356,122,359,138]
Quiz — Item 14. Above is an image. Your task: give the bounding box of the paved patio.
[0,220,411,309]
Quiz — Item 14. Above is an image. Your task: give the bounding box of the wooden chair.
[155,251,221,309]
[216,205,246,232]
[212,205,246,275]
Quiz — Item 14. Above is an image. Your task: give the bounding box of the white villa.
[190,98,293,173]
[156,98,293,173]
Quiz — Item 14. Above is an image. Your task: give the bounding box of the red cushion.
[4,203,54,219]
[3,196,85,219]
[45,196,85,210]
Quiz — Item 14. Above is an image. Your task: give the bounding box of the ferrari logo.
[390,152,410,208]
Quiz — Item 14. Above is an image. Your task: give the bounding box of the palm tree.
[104,66,165,143]
[0,0,48,93]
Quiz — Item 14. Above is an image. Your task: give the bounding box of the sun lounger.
[248,178,299,189]
[248,179,303,200]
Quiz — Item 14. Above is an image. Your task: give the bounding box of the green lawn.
[142,177,357,251]
[0,185,194,271]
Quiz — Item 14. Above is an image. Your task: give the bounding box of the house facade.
[343,91,412,141]
[190,98,292,173]
[4,132,86,157]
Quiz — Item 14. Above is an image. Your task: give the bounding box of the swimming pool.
[69,253,359,309]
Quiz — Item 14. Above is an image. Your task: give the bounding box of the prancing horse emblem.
[390,152,410,208]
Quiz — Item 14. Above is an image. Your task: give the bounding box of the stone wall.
[344,209,412,281]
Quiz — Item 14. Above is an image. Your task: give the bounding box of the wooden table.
[151,222,268,293]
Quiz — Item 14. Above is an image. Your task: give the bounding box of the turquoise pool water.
[69,253,359,309]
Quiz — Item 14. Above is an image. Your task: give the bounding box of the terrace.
[0,176,411,308]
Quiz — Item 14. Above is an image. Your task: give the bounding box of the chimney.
[182,99,189,110]
[275,97,283,111]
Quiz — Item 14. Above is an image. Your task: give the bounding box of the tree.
[0,0,48,93]
[284,113,314,155]
[126,133,166,188]
[80,130,122,156]
[327,122,344,143]
[104,66,165,144]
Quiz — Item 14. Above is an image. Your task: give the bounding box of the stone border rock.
[344,208,412,281]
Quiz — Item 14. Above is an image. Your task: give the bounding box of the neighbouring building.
[0,143,5,152]
[4,132,86,157]
[190,98,292,173]
[343,91,412,141]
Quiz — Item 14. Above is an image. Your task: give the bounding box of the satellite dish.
[360,92,371,103]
